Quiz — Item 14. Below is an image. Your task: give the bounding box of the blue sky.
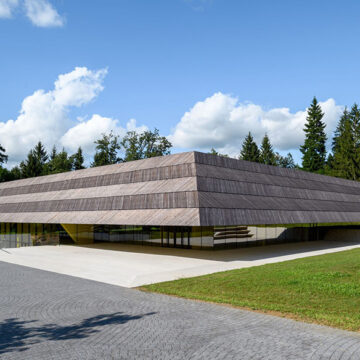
[1,0,360,166]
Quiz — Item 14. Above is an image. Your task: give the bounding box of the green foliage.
[91,132,121,167]
[331,109,357,179]
[260,134,276,165]
[275,152,296,168]
[208,148,229,157]
[70,147,85,170]
[50,148,73,174]
[300,97,327,172]
[144,248,360,331]
[121,128,172,162]
[0,166,21,182]
[0,144,8,164]
[240,132,260,162]
[20,141,49,178]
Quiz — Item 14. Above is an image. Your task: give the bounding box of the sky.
[1,0,360,167]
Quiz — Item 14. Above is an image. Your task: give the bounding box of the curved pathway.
[0,261,359,359]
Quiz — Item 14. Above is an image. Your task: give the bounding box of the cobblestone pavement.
[0,261,360,360]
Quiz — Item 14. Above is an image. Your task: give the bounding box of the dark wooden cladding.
[197,177,360,203]
[0,163,196,197]
[2,151,360,226]
[199,208,360,226]
[194,152,360,188]
[196,164,360,196]
[198,192,360,212]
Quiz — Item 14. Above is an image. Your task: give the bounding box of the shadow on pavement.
[0,311,156,355]
[79,240,360,262]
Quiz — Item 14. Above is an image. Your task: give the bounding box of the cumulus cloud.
[169,92,344,157]
[24,0,63,27]
[0,67,107,164]
[0,0,19,18]
[61,116,148,154]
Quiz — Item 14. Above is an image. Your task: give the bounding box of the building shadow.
[77,239,360,262]
[0,311,156,355]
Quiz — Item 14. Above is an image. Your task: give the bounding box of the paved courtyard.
[1,240,360,287]
[0,261,360,359]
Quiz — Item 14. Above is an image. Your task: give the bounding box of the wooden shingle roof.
[1,151,360,226]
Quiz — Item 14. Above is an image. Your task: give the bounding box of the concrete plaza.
[1,240,360,287]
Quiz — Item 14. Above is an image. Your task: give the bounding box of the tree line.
[0,128,171,182]
[0,96,359,182]
[211,96,360,180]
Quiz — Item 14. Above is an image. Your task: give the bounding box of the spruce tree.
[20,150,41,178]
[332,109,356,180]
[71,147,85,170]
[300,97,327,172]
[0,144,8,164]
[240,132,260,162]
[349,103,360,178]
[260,134,276,165]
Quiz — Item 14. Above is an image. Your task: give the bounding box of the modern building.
[1,151,360,249]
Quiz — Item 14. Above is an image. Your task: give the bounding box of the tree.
[349,103,360,178]
[240,132,260,162]
[259,134,276,165]
[300,97,327,172]
[275,152,296,168]
[0,144,8,164]
[20,141,48,178]
[92,132,121,167]
[70,147,85,170]
[20,150,41,178]
[331,109,356,180]
[51,148,72,174]
[208,148,229,157]
[121,128,172,162]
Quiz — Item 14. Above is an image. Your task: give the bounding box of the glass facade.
[0,222,338,249]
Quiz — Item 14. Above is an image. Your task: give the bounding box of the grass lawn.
[142,248,360,331]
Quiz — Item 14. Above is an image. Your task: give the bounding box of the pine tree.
[20,142,48,178]
[275,152,296,168]
[260,134,276,165]
[34,141,48,167]
[349,103,360,179]
[331,109,356,180]
[300,97,327,172]
[71,147,85,170]
[240,132,260,162]
[20,150,41,178]
[0,144,8,164]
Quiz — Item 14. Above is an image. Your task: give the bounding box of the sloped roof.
[1,151,360,226]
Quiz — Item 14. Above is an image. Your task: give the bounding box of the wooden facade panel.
[0,163,196,197]
[0,208,201,226]
[0,177,197,204]
[0,191,199,213]
[198,192,360,212]
[197,177,360,203]
[199,208,360,226]
[0,152,196,189]
[196,164,360,196]
[194,152,360,188]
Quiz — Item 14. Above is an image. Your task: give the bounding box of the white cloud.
[60,116,148,155]
[24,0,63,27]
[0,67,107,165]
[169,92,344,157]
[0,0,19,18]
